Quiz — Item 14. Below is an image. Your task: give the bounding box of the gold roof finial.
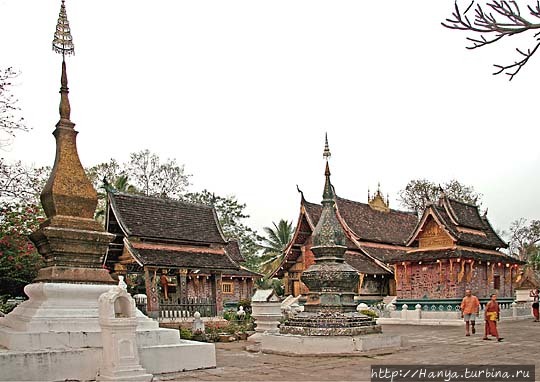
[323,133,331,160]
[52,0,75,57]
[52,0,74,122]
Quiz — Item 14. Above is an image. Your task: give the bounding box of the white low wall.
[376,302,532,326]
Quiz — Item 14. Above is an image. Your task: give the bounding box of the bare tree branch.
[442,1,540,80]
[0,68,28,147]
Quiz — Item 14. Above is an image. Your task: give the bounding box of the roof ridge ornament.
[322,134,334,203]
[323,132,331,160]
[368,182,390,212]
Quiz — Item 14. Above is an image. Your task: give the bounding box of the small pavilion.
[105,191,260,318]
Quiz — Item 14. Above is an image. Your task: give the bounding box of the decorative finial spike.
[52,0,75,56]
[325,161,331,177]
[296,184,305,201]
[59,60,71,121]
[368,188,371,201]
[323,133,331,160]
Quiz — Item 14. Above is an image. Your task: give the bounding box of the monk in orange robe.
[483,294,503,342]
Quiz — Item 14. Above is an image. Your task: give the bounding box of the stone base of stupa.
[0,282,216,381]
[259,310,402,356]
[260,332,402,356]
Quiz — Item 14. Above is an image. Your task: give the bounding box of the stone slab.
[0,340,216,381]
[259,333,402,356]
[140,341,216,374]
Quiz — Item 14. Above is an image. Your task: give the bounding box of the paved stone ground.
[166,320,540,381]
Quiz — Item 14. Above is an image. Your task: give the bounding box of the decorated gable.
[417,217,454,249]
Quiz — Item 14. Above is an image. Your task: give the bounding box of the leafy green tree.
[0,203,44,299]
[398,179,483,216]
[183,190,263,271]
[255,277,284,297]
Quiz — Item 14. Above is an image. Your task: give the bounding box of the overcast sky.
[1,0,539,237]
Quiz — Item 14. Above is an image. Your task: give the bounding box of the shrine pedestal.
[0,282,216,381]
[260,332,402,356]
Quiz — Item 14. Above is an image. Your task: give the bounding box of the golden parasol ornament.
[52,0,74,57]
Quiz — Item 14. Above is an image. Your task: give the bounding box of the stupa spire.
[40,0,99,222]
[31,0,114,284]
[53,0,74,123]
[296,135,360,314]
[311,134,345,250]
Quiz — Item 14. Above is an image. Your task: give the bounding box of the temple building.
[392,194,523,306]
[273,138,524,306]
[104,191,260,318]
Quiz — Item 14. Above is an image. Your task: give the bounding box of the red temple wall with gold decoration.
[395,260,517,299]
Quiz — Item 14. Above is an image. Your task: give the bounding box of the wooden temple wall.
[186,275,213,300]
[221,277,253,305]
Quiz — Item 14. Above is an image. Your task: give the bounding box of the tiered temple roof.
[109,192,227,245]
[407,197,506,250]
[400,195,520,265]
[106,192,257,277]
[273,191,418,277]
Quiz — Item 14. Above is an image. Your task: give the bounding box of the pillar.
[144,267,159,319]
[284,272,289,295]
[178,268,188,303]
[213,273,223,315]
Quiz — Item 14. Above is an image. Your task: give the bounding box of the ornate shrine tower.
[279,136,380,336]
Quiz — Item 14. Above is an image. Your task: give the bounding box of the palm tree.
[95,174,138,223]
[259,219,293,276]
[109,174,138,194]
[261,220,293,254]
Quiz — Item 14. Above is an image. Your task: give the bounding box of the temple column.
[213,273,223,315]
[178,268,188,304]
[284,272,290,295]
[144,267,159,319]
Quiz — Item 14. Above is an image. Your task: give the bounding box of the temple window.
[222,282,234,294]
[493,275,501,290]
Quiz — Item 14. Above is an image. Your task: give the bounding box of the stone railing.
[376,300,532,326]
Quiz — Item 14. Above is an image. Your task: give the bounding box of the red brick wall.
[396,261,517,300]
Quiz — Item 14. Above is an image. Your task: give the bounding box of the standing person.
[530,288,539,322]
[483,294,503,342]
[460,289,480,336]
